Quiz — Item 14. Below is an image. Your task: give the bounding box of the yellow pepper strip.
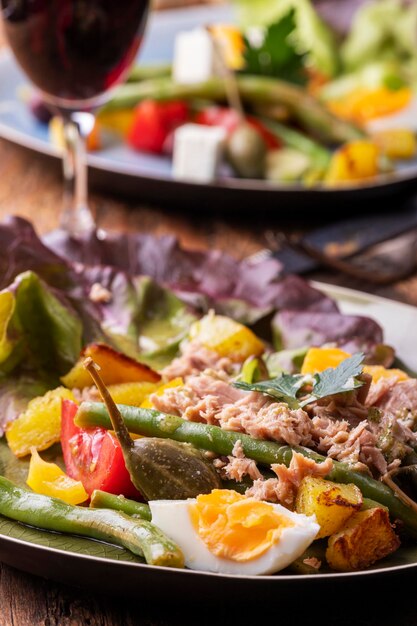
[208,24,245,70]
[189,312,265,360]
[6,387,75,458]
[107,381,160,407]
[327,87,412,125]
[141,377,184,409]
[27,448,88,505]
[324,140,380,185]
[301,347,351,375]
[97,109,136,137]
[372,129,417,160]
[362,365,408,384]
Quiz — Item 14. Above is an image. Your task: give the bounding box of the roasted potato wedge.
[295,476,362,539]
[326,507,400,571]
[61,343,161,389]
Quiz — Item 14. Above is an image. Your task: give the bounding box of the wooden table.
[1,5,417,625]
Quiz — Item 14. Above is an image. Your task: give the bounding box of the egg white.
[149,499,319,575]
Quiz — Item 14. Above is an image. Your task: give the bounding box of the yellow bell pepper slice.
[372,129,417,160]
[97,109,136,136]
[107,381,160,407]
[362,365,409,384]
[325,140,380,185]
[189,312,264,360]
[27,448,88,505]
[6,387,75,458]
[301,347,351,375]
[327,87,412,125]
[209,24,245,70]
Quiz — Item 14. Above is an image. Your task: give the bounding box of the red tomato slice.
[127,99,189,154]
[194,106,241,134]
[61,399,141,499]
[195,105,281,150]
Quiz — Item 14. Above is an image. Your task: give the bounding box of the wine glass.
[1,0,150,237]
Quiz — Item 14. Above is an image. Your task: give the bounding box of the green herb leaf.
[241,10,307,84]
[233,352,365,408]
[234,373,305,409]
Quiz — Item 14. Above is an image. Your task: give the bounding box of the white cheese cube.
[172,123,226,183]
[173,28,220,85]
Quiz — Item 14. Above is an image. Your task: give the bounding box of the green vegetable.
[225,121,267,178]
[258,118,331,169]
[0,475,184,567]
[128,63,172,82]
[341,0,417,72]
[84,358,221,500]
[265,347,309,376]
[90,490,151,520]
[0,271,82,376]
[242,11,306,84]
[265,148,312,183]
[234,353,365,408]
[75,402,417,536]
[232,0,340,77]
[105,75,364,144]
[319,61,409,103]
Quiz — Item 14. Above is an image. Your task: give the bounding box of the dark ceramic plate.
[0,5,417,212]
[1,284,417,598]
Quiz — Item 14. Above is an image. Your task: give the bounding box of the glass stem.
[60,111,95,237]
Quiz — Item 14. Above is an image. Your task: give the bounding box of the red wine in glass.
[1,0,150,235]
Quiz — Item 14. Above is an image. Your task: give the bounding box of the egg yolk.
[190,489,294,562]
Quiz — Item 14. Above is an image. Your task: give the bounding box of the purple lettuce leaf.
[0,216,387,389]
[272,310,384,351]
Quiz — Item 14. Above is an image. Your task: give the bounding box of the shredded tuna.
[368,411,417,465]
[150,374,246,423]
[72,386,100,402]
[365,377,398,408]
[161,341,237,381]
[314,418,387,475]
[372,379,417,417]
[246,452,333,508]
[153,373,314,446]
[308,396,368,429]
[217,395,314,446]
[303,557,321,570]
[222,439,263,482]
[223,456,263,482]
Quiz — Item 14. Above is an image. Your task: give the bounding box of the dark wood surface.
[2,6,417,625]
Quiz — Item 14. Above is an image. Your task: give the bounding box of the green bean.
[127,63,172,82]
[0,476,183,568]
[76,403,417,537]
[90,490,151,520]
[103,75,364,144]
[256,117,331,168]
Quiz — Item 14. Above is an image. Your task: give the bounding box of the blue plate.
[0,4,416,212]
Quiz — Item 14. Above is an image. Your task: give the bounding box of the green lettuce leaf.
[0,271,83,376]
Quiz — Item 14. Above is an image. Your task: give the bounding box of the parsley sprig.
[233,353,365,409]
[241,10,307,85]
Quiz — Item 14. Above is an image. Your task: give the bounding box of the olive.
[225,121,267,179]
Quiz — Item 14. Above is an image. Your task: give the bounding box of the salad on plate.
[28,0,417,188]
[1,216,417,577]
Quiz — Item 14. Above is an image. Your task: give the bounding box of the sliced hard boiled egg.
[149,489,319,575]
